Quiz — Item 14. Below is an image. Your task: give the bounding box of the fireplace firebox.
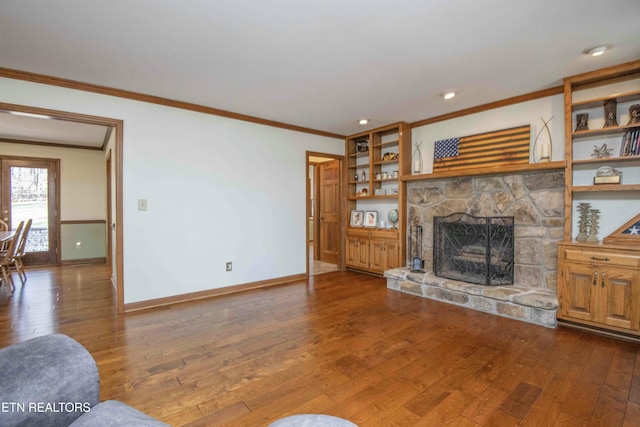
[433,213,514,286]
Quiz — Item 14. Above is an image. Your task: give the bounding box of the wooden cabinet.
[346,229,400,274]
[345,122,410,273]
[558,242,640,335]
[557,61,640,337]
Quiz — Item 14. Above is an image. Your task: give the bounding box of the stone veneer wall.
[407,170,564,291]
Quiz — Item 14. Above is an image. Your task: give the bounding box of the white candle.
[414,159,420,172]
[540,143,550,160]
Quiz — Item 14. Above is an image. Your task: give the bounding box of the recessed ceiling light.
[359,119,369,125]
[584,44,610,57]
[442,91,456,100]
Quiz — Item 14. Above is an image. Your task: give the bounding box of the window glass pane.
[10,166,48,252]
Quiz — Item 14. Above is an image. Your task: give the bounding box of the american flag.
[623,220,640,235]
[434,137,459,159]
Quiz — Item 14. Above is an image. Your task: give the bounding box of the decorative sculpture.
[603,99,618,128]
[591,143,614,158]
[627,104,640,126]
[586,209,601,243]
[575,113,589,131]
[594,166,622,184]
[576,203,591,242]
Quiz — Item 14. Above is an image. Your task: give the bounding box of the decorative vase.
[575,113,589,131]
[603,100,618,128]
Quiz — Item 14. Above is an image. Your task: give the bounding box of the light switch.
[138,199,147,211]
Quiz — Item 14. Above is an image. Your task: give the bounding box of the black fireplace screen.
[433,213,514,286]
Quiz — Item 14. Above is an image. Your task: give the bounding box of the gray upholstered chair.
[0,334,169,427]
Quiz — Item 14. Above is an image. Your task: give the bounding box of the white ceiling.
[0,110,110,149]
[1,0,639,144]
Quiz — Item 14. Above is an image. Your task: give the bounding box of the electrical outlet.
[226,262,232,272]
[138,199,147,211]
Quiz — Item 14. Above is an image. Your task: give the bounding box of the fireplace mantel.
[402,160,565,182]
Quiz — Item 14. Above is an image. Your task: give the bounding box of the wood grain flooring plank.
[623,401,640,427]
[2,265,639,426]
[499,381,542,419]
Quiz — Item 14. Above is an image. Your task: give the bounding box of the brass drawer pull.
[590,256,610,262]
[601,272,606,288]
[593,271,598,286]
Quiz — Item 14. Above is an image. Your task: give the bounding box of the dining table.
[0,230,17,245]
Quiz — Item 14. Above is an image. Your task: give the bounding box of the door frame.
[0,102,125,313]
[0,155,61,265]
[306,151,345,274]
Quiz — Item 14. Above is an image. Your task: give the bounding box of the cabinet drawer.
[563,248,640,268]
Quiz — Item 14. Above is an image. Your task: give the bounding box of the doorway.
[307,152,343,276]
[0,157,59,265]
[0,102,124,313]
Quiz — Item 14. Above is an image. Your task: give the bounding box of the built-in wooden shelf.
[572,184,640,192]
[373,140,399,149]
[572,124,640,139]
[571,90,640,110]
[347,195,398,201]
[573,156,640,166]
[402,160,566,181]
[348,163,370,170]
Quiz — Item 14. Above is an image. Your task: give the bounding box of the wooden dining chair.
[0,221,24,295]
[13,219,32,284]
[0,220,8,251]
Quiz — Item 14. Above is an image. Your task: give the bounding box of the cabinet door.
[346,235,369,269]
[384,240,400,269]
[600,267,640,331]
[370,239,400,272]
[560,264,599,322]
[369,239,385,272]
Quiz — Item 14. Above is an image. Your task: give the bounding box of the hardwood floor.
[1,265,639,426]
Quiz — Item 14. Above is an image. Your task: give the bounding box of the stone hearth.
[386,268,558,328]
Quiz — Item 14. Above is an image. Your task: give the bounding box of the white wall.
[412,95,565,173]
[0,77,344,304]
[0,142,106,220]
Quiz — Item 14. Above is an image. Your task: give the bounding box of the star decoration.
[591,143,614,158]
[626,225,640,235]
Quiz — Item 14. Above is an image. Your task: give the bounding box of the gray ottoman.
[0,334,168,427]
[269,414,357,426]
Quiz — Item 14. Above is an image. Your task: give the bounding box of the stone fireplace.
[386,169,563,328]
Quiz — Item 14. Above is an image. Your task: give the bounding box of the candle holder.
[412,141,423,174]
[533,116,553,163]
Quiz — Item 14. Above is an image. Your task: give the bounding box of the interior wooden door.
[318,160,339,264]
[0,157,59,265]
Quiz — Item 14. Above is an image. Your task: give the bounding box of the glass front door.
[1,158,58,265]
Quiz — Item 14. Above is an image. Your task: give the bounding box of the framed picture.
[350,210,364,227]
[364,211,378,228]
